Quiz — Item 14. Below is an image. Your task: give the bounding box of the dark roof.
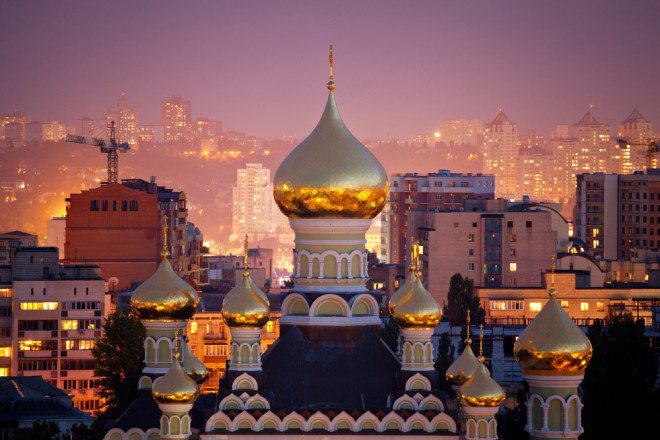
[0,376,92,423]
[623,108,647,123]
[489,109,513,126]
[261,326,400,411]
[575,110,602,126]
[0,231,35,237]
[16,247,58,252]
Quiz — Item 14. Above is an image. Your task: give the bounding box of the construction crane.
[66,121,130,183]
[616,137,659,170]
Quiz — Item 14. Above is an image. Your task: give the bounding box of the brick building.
[64,177,192,290]
[383,170,495,264]
[0,231,38,265]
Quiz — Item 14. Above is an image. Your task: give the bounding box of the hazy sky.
[1,0,658,138]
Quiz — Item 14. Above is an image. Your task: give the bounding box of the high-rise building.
[517,147,553,201]
[574,170,660,260]
[552,110,617,204]
[482,110,518,198]
[1,112,29,145]
[618,108,654,173]
[439,119,483,146]
[231,164,275,240]
[4,247,106,413]
[42,121,67,142]
[161,96,193,144]
[65,177,192,290]
[77,117,95,137]
[106,92,139,147]
[385,170,495,264]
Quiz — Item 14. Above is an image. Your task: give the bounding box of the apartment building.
[407,206,563,306]
[384,170,495,264]
[0,231,38,265]
[574,170,660,260]
[5,247,106,414]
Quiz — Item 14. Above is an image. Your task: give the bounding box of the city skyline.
[1,0,659,138]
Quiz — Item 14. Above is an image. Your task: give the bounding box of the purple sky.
[1,0,658,138]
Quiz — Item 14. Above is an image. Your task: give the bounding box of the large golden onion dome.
[152,353,199,405]
[514,289,592,375]
[181,339,209,384]
[459,362,506,407]
[273,49,388,219]
[221,272,270,329]
[131,258,199,320]
[391,271,442,330]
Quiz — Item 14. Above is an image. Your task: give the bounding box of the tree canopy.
[92,312,145,426]
[446,273,485,326]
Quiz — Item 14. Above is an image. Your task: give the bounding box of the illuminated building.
[6,247,106,413]
[195,117,223,152]
[161,96,193,144]
[439,119,483,146]
[0,231,37,265]
[482,109,518,199]
[385,170,495,264]
[77,117,95,137]
[407,206,564,306]
[231,164,276,240]
[618,108,654,173]
[574,170,660,260]
[1,112,29,145]
[46,217,66,260]
[65,177,194,290]
[106,92,139,147]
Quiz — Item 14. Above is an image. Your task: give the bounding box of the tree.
[67,423,102,440]
[581,313,658,439]
[435,332,455,392]
[446,273,485,326]
[496,384,528,440]
[92,312,145,426]
[15,421,60,440]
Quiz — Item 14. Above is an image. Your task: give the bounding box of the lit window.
[529,302,542,312]
[19,302,58,311]
[0,367,8,377]
[560,300,569,308]
[580,302,589,311]
[468,234,475,242]
[0,288,11,298]
[266,321,275,333]
[19,340,42,351]
[509,234,517,243]
[592,239,600,248]
[62,320,78,330]
[0,347,10,357]
[190,321,198,334]
[596,302,604,312]
[592,228,600,237]
[509,263,517,272]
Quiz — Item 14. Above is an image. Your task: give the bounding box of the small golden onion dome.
[131,258,199,320]
[152,354,199,405]
[458,361,506,407]
[446,343,480,387]
[387,267,416,316]
[391,272,442,329]
[513,291,592,375]
[181,339,209,384]
[221,272,270,329]
[273,91,389,219]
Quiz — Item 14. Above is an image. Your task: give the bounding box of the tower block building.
[514,264,592,439]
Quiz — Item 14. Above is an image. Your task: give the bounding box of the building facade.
[385,170,495,264]
[618,108,654,173]
[408,209,561,306]
[574,170,660,260]
[106,92,139,147]
[161,96,193,144]
[482,110,518,199]
[0,231,38,265]
[231,164,276,241]
[4,247,106,414]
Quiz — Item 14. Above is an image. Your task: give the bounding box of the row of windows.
[90,199,138,212]
[19,339,58,351]
[64,339,95,350]
[0,347,10,357]
[19,302,58,311]
[62,319,100,330]
[491,300,605,312]
[61,360,96,370]
[63,301,101,310]
[19,360,56,371]
[64,379,100,390]
[204,344,229,356]
[75,399,101,411]
[18,320,57,331]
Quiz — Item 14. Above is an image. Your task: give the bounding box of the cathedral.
[104,48,592,440]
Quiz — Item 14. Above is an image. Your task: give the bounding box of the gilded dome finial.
[161,215,170,259]
[173,328,181,360]
[409,236,419,272]
[549,255,557,298]
[477,324,485,363]
[465,310,472,345]
[327,44,335,90]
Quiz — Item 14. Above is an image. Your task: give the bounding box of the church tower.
[131,216,201,390]
[514,261,592,439]
[445,310,480,392]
